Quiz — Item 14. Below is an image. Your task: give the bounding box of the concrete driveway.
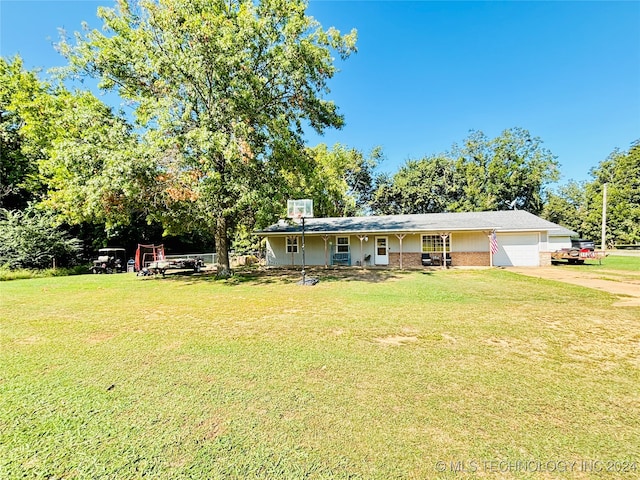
[507,265,640,307]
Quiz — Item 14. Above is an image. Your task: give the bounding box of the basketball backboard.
[287,199,314,219]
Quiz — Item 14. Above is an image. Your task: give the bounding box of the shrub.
[0,206,82,270]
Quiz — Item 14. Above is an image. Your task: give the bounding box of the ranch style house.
[257,210,578,268]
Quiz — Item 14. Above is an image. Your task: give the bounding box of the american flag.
[490,231,499,255]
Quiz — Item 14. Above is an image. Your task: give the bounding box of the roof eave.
[257,226,570,236]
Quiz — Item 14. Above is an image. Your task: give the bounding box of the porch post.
[322,235,330,268]
[395,234,406,269]
[356,235,369,268]
[440,233,450,270]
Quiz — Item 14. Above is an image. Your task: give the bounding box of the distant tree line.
[1,1,638,272]
[543,141,640,246]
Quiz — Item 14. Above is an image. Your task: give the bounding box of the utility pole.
[601,183,608,250]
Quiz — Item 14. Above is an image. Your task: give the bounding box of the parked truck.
[551,239,606,265]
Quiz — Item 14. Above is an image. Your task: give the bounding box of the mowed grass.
[573,253,640,272]
[1,268,639,479]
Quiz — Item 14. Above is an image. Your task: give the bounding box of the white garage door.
[493,233,540,267]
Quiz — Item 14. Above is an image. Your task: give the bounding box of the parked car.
[91,248,127,274]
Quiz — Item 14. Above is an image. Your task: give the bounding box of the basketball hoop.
[287,199,314,220]
[286,199,317,286]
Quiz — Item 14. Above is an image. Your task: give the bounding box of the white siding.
[451,232,489,252]
[549,235,572,250]
[351,236,375,265]
[266,236,329,266]
[266,235,368,266]
[265,238,277,265]
[396,234,421,252]
[539,232,548,251]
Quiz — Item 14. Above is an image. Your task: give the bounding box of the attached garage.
[493,233,540,267]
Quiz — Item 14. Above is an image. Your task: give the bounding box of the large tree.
[371,128,559,215]
[2,59,149,233]
[452,128,559,214]
[2,56,165,260]
[59,0,356,275]
[0,56,47,210]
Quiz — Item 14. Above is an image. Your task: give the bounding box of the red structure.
[134,244,165,272]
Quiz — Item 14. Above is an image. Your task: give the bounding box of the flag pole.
[489,230,497,267]
[489,232,493,267]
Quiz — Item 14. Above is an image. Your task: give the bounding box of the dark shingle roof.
[257,210,577,236]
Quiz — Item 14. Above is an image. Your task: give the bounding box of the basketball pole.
[287,199,315,286]
[301,216,306,285]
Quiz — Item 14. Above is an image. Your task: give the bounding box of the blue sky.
[2,0,639,184]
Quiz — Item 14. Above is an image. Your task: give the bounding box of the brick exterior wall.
[539,251,552,266]
[387,251,491,268]
[452,252,490,266]
[388,251,551,268]
[388,252,422,268]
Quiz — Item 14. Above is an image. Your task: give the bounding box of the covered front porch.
[263,230,493,268]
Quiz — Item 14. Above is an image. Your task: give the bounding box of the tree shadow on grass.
[153,266,425,286]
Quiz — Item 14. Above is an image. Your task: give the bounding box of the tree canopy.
[371,155,460,215]
[0,56,47,210]
[1,55,151,232]
[372,128,560,215]
[283,143,381,218]
[541,180,589,236]
[541,141,639,246]
[585,142,640,245]
[58,0,357,275]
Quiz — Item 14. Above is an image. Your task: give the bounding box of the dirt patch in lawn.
[224,266,410,285]
[373,335,418,346]
[507,266,640,307]
[86,332,116,344]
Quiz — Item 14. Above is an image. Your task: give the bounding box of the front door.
[375,236,389,265]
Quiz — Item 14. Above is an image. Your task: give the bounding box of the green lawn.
[576,253,640,271]
[1,268,639,479]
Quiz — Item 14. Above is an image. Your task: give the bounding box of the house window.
[422,235,450,252]
[336,236,350,253]
[286,237,299,253]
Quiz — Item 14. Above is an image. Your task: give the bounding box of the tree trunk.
[215,215,232,277]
